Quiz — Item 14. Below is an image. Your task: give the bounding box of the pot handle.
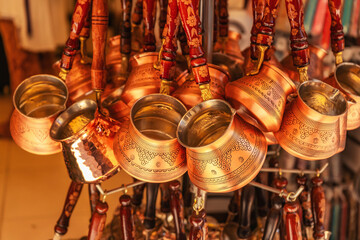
[54,181,83,236]
[159,0,168,38]
[59,0,92,80]
[226,189,241,223]
[250,0,265,61]
[285,0,310,83]
[120,194,135,240]
[119,0,132,81]
[284,201,303,240]
[262,195,284,240]
[88,183,100,215]
[143,0,157,52]
[144,183,159,230]
[296,175,314,239]
[170,181,187,240]
[328,0,345,65]
[132,0,143,26]
[91,0,108,92]
[311,176,326,240]
[237,185,255,239]
[79,4,92,65]
[160,183,171,213]
[131,177,146,207]
[218,0,229,48]
[189,209,207,240]
[87,200,108,240]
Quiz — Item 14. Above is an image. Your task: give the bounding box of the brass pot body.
[10,74,68,155]
[323,62,360,130]
[225,62,296,132]
[176,100,267,193]
[50,100,121,183]
[172,64,230,109]
[113,94,188,183]
[274,80,348,160]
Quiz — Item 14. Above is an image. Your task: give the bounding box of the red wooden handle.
[285,201,303,240]
[87,201,108,240]
[160,183,171,213]
[88,184,100,215]
[132,0,143,25]
[144,183,159,230]
[189,209,207,240]
[178,24,190,56]
[285,0,309,67]
[55,181,83,235]
[328,0,345,54]
[120,194,135,240]
[80,3,92,39]
[237,185,255,238]
[120,0,132,55]
[60,0,92,71]
[178,0,211,84]
[273,176,288,190]
[143,0,156,52]
[250,0,265,59]
[214,0,219,43]
[296,175,314,227]
[131,178,146,207]
[262,195,284,240]
[311,176,326,240]
[218,0,228,38]
[159,0,168,37]
[91,0,108,91]
[170,181,186,240]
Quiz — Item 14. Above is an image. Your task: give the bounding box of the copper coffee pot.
[10,74,68,155]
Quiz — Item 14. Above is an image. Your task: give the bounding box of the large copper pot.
[176,99,267,193]
[50,99,121,183]
[113,94,188,183]
[10,74,68,155]
[274,80,349,160]
[323,62,360,130]
[172,64,230,109]
[225,61,296,133]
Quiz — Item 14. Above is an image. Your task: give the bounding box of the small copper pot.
[281,45,328,85]
[50,99,121,183]
[274,80,349,160]
[323,62,360,130]
[10,74,68,155]
[225,62,296,133]
[176,99,267,193]
[113,94,188,183]
[172,64,230,109]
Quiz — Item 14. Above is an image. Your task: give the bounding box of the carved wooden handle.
[273,176,288,190]
[132,0,143,25]
[189,209,207,240]
[87,201,108,240]
[228,189,240,214]
[182,173,192,209]
[88,184,100,215]
[213,0,219,44]
[80,4,92,39]
[296,175,314,227]
[262,195,284,240]
[311,176,325,240]
[60,0,92,72]
[120,0,132,55]
[256,0,280,47]
[218,0,228,38]
[178,0,211,85]
[237,185,255,239]
[144,183,159,230]
[284,0,310,68]
[143,0,156,52]
[91,0,108,91]
[54,181,83,235]
[160,183,171,213]
[250,0,265,59]
[255,184,268,218]
[159,0,168,37]
[285,201,303,240]
[170,181,186,240]
[120,194,135,240]
[178,24,190,56]
[131,178,146,207]
[328,0,345,54]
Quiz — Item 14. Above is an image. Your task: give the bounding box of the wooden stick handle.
[189,209,207,240]
[237,185,255,238]
[144,183,159,230]
[132,0,143,25]
[131,178,146,207]
[311,176,326,240]
[120,194,135,240]
[218,0,228,38]
[296,175,314,228]
[160,183,171,213]
[170,181,186,240]
[143,0,156,52]
[120,0,132,55]
[262,195,284,240]
[88,183,100,215]
[256,0,280,48]
[159,0,168,37]
[250,0,265,59]
[285,201,303,240]
[87,201,108,240]
[328,0,345,54]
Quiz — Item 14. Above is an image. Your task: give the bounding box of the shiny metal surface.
[102,86,130,121]
[172,64,230,109]
[50,99,121,183]
[10,74,68,155]
[113,94,188,183]
[323,62,360,130]
[176,99,267,193]
[274,80,348,160]
[226,61,296,132]
[212,53,244,82]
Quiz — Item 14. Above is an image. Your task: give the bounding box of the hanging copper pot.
[113,94,188,183]
[172,64,230,109]
[274,80,350,160]
[50,99,121,183]
[225,62,296,133]
[323,62,360,130]
[176,99,267,193]
[10,74,68,155]
[281,45,328,85]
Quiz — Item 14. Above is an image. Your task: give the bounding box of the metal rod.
[202,0,214,63]
[260,163,329,175]
[96,181,146,197]
[249,181,304,201]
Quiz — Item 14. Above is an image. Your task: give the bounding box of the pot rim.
[13,74,69,120]
[129,51,159,66]
[130,93,187,143]
[176,99,236,149]
[334,62,360,97]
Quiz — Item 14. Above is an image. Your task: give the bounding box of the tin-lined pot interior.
[177,100,233,147]
[335,63,360,96]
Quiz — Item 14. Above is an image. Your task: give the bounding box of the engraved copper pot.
[50,99,121,183]
[323,62,360,130]
[274,80,349,160]
[10,74,68,155]
[172,64,230,109]
[113,94,188,183]
[53,54,92,103]
[176,99,267,193]
[225,61,297,133]
[281,45,328,85]
[102,86,130,121]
